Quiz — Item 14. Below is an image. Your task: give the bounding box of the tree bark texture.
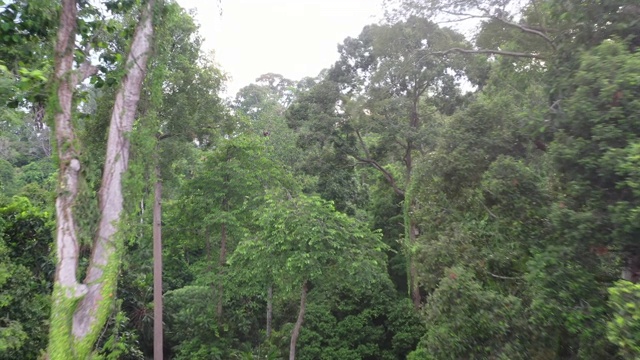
[289,281,308,360]
[153,167,163,360]
[52,0,85,304]
[48,0,156,358]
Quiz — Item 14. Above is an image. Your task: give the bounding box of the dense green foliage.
[2,0,640,358]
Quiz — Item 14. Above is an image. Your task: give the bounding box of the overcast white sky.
[175,0,384,97]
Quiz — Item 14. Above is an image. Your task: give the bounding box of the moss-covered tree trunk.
[47,0,156,358]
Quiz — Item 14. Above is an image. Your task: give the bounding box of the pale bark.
[72,0,156,339]
[153,166,163,360]
[289,281,308,360]
[430,47,545,60]
[53,0,86,301]
[48,0,157,357]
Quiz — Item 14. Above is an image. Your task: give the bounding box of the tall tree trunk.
[153,165,163,360]
[289,281,308,360]
[404,143,421,308]
[409,218,421,308]
[405,101,421,309]
[217,220,226,319]
[266,284,273,339]
[217,159,230,319]
[48,0,156,358]
[206,227,212,272]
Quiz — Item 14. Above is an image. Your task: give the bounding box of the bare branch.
[70,44,99,87]
[440,10,556,49]
[492,16,556,50]
[354,128,371,159]
[354,156,405,196]
[74,61,98,86]
[431,47,545,60]
[437,16,481,24]
[487,271,523,280]
[481,202,498,219]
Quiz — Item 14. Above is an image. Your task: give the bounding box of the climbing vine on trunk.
[47,0,157,358]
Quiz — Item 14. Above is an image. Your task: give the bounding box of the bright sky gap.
[175,0,384,97]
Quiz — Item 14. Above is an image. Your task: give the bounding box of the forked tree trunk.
[153,165,163,360]
[289,281,308,360]
[48,0,156,358]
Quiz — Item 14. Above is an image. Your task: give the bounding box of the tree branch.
[157,132,174,141]
[73,61,98,87]
[354,128,374,160]
[491,16,556,50]
[487,271,523,280]
[440,10,556,49]
[481,202,498,219]
[354,155,405,196]
[71,44,99,87]
[430,48,545,60]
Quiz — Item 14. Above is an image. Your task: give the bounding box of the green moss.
[75,241,122,359]
[48,284,83,360]
[47,236,123,359]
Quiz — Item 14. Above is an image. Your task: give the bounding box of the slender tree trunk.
[206,227,212,272]
[266,284,273,339]
[153,165,163,360]
[289,281,308,360]
[405,102,421,309]
[217,221,226,319]
[404,197,421,309]
[48,1,156,358]
[409,219,421,308]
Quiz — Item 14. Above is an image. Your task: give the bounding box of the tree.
[234,74,303,170]
[293,17,468,307]
[607,280,640,359]
[231,191,386,360]
[142,4,226,357]
[551,40,640,283]
[47,0,157,358]
[408,267,528,360]
[0,197,53,359]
